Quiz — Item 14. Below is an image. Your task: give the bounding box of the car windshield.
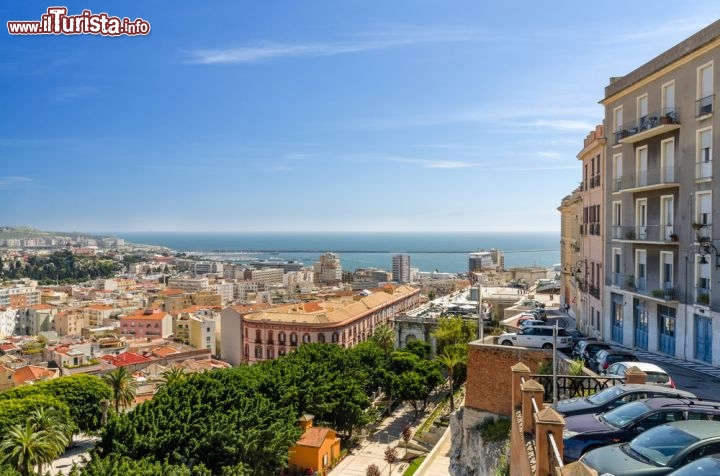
[646,372,670,384]
[602,401,651,428]
[627,425,699,466]
[586,386,624,405]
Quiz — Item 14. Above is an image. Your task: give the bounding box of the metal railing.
[695,286,711,306]
[697,95,714,117]
[613,107,680,144]
[533,375,625,402]
[611,166,678,192]
[612,225,677,242]
[696,159,713,180]
[549,432,564,471]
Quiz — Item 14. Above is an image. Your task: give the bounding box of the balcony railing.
[612,225,678,243]
[613,108,681,144]
[611,272,623,287]
[611,166,678,192]
[696,95,714,117]
[693,223,712,242]
[695,286,711,306]
[696,159,713,180]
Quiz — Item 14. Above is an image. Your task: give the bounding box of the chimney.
[298,413,314,431]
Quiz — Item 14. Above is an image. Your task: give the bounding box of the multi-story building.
[0,282,41,308]
[119,309,173,339]
[167,276,210,292]
[313,253,342,285]
[250,268,284,285]
[558,190,582,319]
[82,304,115,327]
[221,285,421,366]
[0,307,17,338]
[189,314,216,355]
[16,304,56,335]
[392,254,411,283]
[54,309,85,336]
[577,125,606,336]
[602,20,720,365]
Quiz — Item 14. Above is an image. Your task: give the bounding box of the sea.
[117,231,560,275]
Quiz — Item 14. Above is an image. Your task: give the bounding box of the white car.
[499,326,573,350]
[603,361,676,388]
[518,319,546,328]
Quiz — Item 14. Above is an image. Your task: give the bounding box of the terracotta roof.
[85,304,114,311]
[150,346,179,358]
[101,352,151,367]
[0,344,20,352]
[13,365,58,385]
[122,309,169,321]
[158,288,185,296]
[25,304,53,310]
[296,427,332,448]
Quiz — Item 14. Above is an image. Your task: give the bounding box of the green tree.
[436,350,464,413]
[157,366,186,392]
[404,340,431,359]
[0,422,59,476]
[432,316,477,355]
[103,367,136,414]
[372,324,396,356]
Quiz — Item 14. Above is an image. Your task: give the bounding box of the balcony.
[647,285,678,302]
[696,159,713,180]
[612,166,679,193]
[614,108,681,145]
[611,225,679,244]
[693,223,712,242]
[696,95,714,117]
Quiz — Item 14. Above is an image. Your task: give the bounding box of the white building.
[392,254,411,283]
[0,308,17,338]
[314,252,342,285]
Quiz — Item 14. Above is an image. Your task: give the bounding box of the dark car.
[580,420,720,476]
[588,349,639,373]
[566,329,597,347]
[571,340,612,361]
[556,384,697,418]
[563,398,720,462]
[667,455,720,475]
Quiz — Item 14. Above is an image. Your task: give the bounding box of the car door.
[631,410,685,437]
[515,327,532,346]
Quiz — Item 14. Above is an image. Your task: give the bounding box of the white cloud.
[0,176,34,189]
[186,26,486,64]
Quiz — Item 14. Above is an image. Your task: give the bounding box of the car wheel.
[501,340,513,346]
[542,343,553,350]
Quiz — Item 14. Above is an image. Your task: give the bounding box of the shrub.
[476,416,511,442]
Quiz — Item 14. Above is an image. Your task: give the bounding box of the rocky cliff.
[449,407,506,476]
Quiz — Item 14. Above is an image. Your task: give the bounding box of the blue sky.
[1,2,719,233]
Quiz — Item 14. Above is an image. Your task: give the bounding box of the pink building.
[120,309,173,339]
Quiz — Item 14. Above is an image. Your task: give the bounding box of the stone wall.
[465,343,550,416]
[450,407,507,476]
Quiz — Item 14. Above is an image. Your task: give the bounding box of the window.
[636,249,647,292]
[698,62,713,116]
[303,333,310,343]
[612,248,622,287]
[332,332,339,343]
[613,201,622,239]
[279,331,286,344]
[613,153,623,192]
[662,81,675,114]
[636,146,648,187]
[318,333,326,343]
[660,252,674,291]
[696,254,711,305]
[637,94,649,128]
[290,333,297,344]
[696,192,712,235]
[661,139,675,183]
[697,128,712,179]
[613,106,623,133]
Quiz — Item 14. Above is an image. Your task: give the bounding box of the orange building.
[288,414,341,476]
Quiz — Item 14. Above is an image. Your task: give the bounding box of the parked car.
[518,319,546,328]
[666,455,720,475]
[604,361,676,388]
[563,397,720,462]
[498,326,573,350]
[556,384,696,418]
[588,349,639,373]
[566,329,597,347]
[580,420,720,475]
[571,340,612,361]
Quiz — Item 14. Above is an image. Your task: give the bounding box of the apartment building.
[221,285,421,366]
[578,125,606,336]
[602,20,720,365]
[119,309,173,339]
[54,309,85,336]
[392,254,411,283]
[167,276,210,292]
[558,190,582,320]
[313,252,342,285]
[0,283,41,308]
[0,308,17,338]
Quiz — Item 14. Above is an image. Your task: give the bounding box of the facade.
[189,314,216,354]
[392,254,411,283]
[0,283,41,308]
[0,308,17,338]
[577,125,607,336]
[17,304,56,335]
[602,20,720,365]
[221,285,422,366]
[250,267,284,285]
[119,309,173,339]
[55,309,85,336]
[558,190,582,321]
[83,304,114,327]
[167,276,210,292]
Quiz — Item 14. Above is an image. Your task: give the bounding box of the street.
[636,355,720,400]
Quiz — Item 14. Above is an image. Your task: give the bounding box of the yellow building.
[288,414,341,476]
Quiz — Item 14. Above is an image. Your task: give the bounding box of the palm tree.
[0,422,58,476]
[157,366,186,392]
[103,367,137,414]
[436,350,464,413]
[372,324,395,356]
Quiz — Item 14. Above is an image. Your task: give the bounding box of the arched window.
[255,329,262,342]
[303,333,311,343]
[268,330,274,344]
[255,346,262,358]
[332,332,339,343]
[279,348,286,356]
[267,347,274,359]
[279,332,286,344]
[244,343,249,357]
[290,332,298,345]
[318,333,326,343]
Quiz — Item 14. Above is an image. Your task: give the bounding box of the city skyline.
[2,2,719,233]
